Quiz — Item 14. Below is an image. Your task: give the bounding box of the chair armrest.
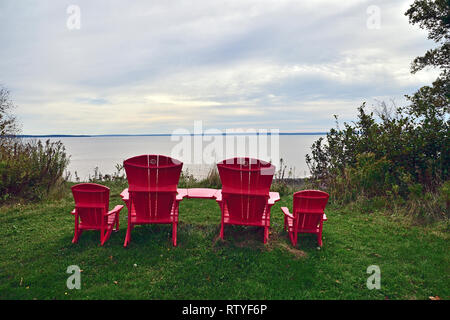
[281,207,294,219]
[176,188,188,201]
[268,192,280,205]
[106,205,124,215]
[71,209,76,215]
[215,190,222,202]
[120,188,129,201]
[323,213,327,221]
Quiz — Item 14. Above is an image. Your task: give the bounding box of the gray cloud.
[0,0,439,134]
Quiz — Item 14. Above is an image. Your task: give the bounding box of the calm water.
[29,135,323,181]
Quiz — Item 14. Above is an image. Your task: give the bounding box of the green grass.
[0,183,448,300]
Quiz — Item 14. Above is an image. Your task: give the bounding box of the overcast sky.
[0,0,439,135]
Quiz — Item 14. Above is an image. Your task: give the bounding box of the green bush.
[439,180,450,215]
[305,102,448,219]
[0,139,69,202]
[198,166,222,189]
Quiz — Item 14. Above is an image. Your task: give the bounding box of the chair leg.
[220,222,224,240]
[72,229,82,243]
[317,233,323,247]
[284,216,287,231]
[114,212,120,232]
[287,218,296,247]
[100,228,106,246]
[288,231,295,246]
[124,222,132,247]
[219,204,225,240]
[172,223,177,246]
[317,222,324,247]
[101,227,113,246]
[288,230,298,247]
[264,226,269,244]
[72,216,80,243]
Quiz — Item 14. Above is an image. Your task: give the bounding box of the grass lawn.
[0,183,448,300]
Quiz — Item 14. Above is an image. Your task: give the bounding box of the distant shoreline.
[16,132,327,138]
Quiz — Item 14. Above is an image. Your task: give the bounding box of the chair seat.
[130,217,178,224]
[285,215,320,233]
[129,211,178,224]
[223,209,269,226]
[79,214,117,230]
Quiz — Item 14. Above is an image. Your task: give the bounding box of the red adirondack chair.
[281,190,329,247]
[70,183,123,246]
[121,155,183,247]
[216,157,279,243]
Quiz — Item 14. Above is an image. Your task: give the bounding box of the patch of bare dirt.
[276,241,308,259]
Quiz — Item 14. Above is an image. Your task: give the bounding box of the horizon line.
[15,132,328,138]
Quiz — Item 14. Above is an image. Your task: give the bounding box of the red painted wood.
[70,183,123,246]
[216,157,279,244]
[122,155,183,247]
[186,188,219,199]
[282,190,329,247]
[176,188,188,200]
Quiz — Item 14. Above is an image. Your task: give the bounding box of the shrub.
[271,158,297,196]
[438,180,450,216]
[198,166,222,189]
[178,166,222,189]
[178,169,198,188]
[0,139,69,202]
[87,163,126,184]
[305,102,448,219]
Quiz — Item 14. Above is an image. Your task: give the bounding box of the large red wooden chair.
[121,155,183,247]
[70,183,123,246]
[281,190,329,247]
[216,157,279,244]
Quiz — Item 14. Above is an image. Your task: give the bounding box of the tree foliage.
[405,0,450,77]
[0,86,19,140]
[305,0,449,218]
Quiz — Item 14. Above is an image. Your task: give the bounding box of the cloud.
[0,0,440,134]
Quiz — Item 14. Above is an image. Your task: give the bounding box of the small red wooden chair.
[70,183,123,246]
[216,157,279,243]
[281,190,329,247]
[121,155,183,247]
